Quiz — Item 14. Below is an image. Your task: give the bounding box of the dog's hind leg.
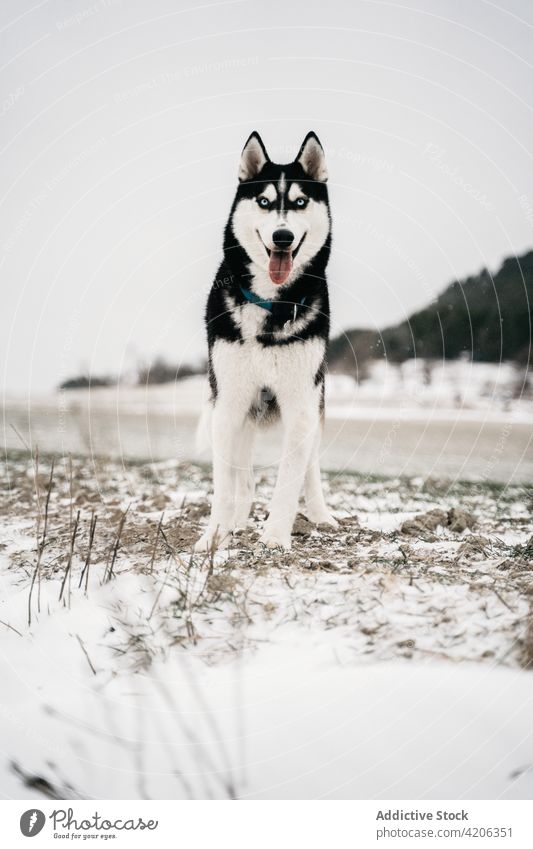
[233,419,256,528]
[303,428,338,527]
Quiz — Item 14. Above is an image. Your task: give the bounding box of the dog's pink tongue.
[269,250,292,285]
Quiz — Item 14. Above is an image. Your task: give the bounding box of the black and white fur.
[195,131,337,551]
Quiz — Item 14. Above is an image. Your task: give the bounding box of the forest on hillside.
[328,250,533,374]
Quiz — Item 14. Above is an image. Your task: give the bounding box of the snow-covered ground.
[330,358,532,413]
[1,454,532,799]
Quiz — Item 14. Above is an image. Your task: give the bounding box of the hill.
[329,249,533,374]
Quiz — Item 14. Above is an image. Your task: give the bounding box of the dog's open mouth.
[258,233,306,285]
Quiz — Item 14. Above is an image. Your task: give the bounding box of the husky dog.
[195,131,337,552]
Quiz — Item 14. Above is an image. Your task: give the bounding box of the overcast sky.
[1,0,533,394]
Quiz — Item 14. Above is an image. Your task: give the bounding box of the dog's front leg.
[233,419,256,528]
[304,428,338,527]
[194,400,242,552]
[260,401,319,551]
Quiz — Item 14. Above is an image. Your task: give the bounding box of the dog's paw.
[305,511,338,529]
[259,529,292,551]
[193,526,231,553]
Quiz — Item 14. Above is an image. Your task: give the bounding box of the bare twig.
[35,446,40,523]
[493,588,514,612]
[59,510,80,603]
[68,454,74,534]
[148,557,173,621]
[9,422,31,453]
[11,762,74,801]
[75,634,97,676]
[105,506,129,582]
[78,512,97,593]
[149,512,164,573]
[28,459,55,626]
[0,618,23,637]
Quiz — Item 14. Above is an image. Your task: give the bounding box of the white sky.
[1,0,533,393]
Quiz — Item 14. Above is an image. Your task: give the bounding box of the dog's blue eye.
[257,196,269,208]
[295,197,308,208]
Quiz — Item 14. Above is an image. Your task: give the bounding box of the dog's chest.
[212,336,325,391]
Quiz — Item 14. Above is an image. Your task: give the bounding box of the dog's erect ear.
[238,131,269,182]
[296,132,328,182]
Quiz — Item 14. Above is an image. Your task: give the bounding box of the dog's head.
[230,132,330,286]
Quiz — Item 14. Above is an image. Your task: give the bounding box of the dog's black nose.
[272,228,294,248]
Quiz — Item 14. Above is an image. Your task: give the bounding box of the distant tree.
[137,357,206,385]
[59,374,115,390]
[328,329,378,382]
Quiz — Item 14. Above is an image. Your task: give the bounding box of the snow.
[329,358,531,410]
[1,454,532,799]
[1,575,533,800]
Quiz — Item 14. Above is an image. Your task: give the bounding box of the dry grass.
[1,450,533,668]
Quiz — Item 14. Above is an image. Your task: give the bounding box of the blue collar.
[240,286,272,311]
[240,287,307,316]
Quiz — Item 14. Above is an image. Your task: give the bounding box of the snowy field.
[1,451,532,799]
